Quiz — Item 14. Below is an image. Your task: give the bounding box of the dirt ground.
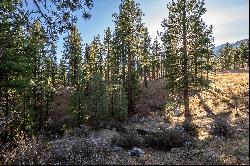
[2,70,249,165]
[127,70,249,165]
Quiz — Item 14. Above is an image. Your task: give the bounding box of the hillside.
[2,70,249,165]
[213,39,249,55]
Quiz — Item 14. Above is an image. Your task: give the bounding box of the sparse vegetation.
[210,118,233,138]
[144,128,187,151]
[111,132,144,149]
[182,121,199,137]
[0,0,249,165]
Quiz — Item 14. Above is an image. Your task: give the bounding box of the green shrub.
[144,128,187,151]
[109,84,128,121]
[68,73,128,128]
[68,73,109,123]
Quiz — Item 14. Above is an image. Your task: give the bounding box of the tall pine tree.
[161,0,214,124]
[113,0,145,116]
[62,25,83,87]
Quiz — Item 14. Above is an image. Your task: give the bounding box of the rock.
[136,129,151,136]
[113,146,123,152]
[128,147,145,157]
[183,141,192,147]
[173,108,180,116]
[73,127,82,136]
[171,148,179,153]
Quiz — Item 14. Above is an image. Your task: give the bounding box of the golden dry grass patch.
[171,71,249,141]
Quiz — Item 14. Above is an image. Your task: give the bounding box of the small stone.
[173,108,180,116]
[128,147,145,157]
[171,148,179,153]
[184,141,192,147]
[113,146,123,152]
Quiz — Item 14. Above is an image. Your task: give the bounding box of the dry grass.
[120,70,249,165]
[167,70,249,164]
[2,70,249,165]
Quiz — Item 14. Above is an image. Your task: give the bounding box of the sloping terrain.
[47,86,78,128]
[213,38,248,55]
[2,70,249,165]
[43,87,79,139]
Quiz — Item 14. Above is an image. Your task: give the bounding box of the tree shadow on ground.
[196,92,216,119]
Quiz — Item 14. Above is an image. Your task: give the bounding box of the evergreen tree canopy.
[161,0,214,124]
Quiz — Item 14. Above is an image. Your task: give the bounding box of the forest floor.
[2,70,249,165]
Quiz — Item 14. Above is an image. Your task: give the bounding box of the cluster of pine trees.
[218,41,249,70]
[61,0,217,126]
[0,0,93,141]
[1,0,248,142]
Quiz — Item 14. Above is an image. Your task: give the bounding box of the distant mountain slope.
[213,38,249,55]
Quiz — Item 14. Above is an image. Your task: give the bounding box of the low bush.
[210,118,232,138]
[46,137,112,165]
[144,128,187,151]
[3,132,46,165]
[111,132,143,149]
[182,121,199,137]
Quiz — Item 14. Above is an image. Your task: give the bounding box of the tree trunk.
[152,65,155,80]
[73,59,77,86]
[4,89,9,116]
[194,55,197,87]
[45,93,49,121]
[107,43,110,81]
[127,46,134,117]
[122,65,126,87]
[144,65,148,87]
[206,53,209,80]
[160,63,163,79]
[127,23,135,117]
[182,0,190,124]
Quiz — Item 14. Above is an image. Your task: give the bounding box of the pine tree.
[0,2,40,139]
[68,64,88,123]
[0,0,95,141]
[0,26,33,140]
[88,74,109,122]
[84,35,104,79]
[103,27,113,81]
[150,37,161,80]
[161,18,181,93]
[43,44,58,121]
[239,40,249,68]
[47,43,58,87]
[161,0,214,124]
[58,56,68,86]
[219,42,233,70]
[107,80,128,121]
[63,25,83,87]
[93,35,104,77]
[29,20,49,131]
[140,27,151,87]
[113,0,145,116]
[189,21,214,87]
[83,44,93,81]
[230,48,238,70]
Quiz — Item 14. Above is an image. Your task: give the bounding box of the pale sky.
[56,0,249,60]
[137,0,249,46]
